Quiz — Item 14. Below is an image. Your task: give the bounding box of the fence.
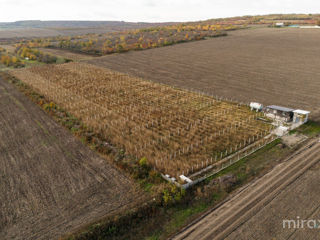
[163,134,279,189]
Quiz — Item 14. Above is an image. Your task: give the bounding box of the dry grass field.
[10,62,271,178]
[86,27,320,121]
[0,77,144,239]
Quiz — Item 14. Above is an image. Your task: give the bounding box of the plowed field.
[86,27,320,120]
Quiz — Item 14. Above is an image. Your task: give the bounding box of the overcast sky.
[1,0,320,22]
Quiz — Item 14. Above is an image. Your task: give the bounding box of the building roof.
[266,105,294,112]
[293,109,310,115]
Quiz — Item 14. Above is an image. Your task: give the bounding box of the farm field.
[0,44,15,53]
[0,21,164,39]
[0,28,67,38]
[0,77,144,239]
[37,47,96,61]
[226,157,320,240]
[10,62,271,179]
[86,27,320,121]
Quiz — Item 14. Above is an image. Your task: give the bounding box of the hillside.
[0,20,171,38]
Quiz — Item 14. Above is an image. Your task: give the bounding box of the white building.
[293,110,310,124]
[264,105,294,123]
[250,102,263,112]
[275,22,285,27]
[300,26,320,29]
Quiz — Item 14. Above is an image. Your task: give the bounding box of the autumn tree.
[120,35,126,42]
[116,44,124,52]
[0,55,24,67]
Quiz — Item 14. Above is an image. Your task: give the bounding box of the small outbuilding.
[264,105,294,122]
[250,102,263,112]
[293,110,310,124]
[275,22,285,27]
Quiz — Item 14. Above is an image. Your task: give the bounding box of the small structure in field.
[180,175,192,184]
[275,22,285,27]
[250,102,263,112]
[264,105,294,122]
[293,109,310,124]
[300,26,320,29]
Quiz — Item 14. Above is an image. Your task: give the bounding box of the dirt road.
[172,138,320,240]
[0,77,144,239]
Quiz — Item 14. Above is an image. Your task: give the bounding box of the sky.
[0,0,320,22]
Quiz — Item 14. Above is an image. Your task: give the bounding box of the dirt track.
[86,27,320,120]
[172,138,320,240]
[0,77,144,239]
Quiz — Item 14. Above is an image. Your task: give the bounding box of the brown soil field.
[0,28,108,39]
[0,28,66,38]
[0,77,144,239]
[38,48,96,61]
[85,27,320,121]
[10,62,271,178]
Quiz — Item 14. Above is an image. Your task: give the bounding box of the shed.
[293,110,310,124]
[275,22,284,27]
[250,102,263,112]
[264,105,294,122]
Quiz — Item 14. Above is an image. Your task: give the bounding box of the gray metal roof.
[266,105,294,112]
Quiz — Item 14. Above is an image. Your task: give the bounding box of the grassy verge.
[290,121,320,137]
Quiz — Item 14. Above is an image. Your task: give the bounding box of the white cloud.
[0,0,319,22]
